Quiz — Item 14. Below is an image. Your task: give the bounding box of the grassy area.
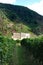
[14,42,40,65]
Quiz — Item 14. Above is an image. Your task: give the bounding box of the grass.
[14,42,39,65]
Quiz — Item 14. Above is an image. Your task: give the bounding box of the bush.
[0,35,16,65]
[21,36,43,65]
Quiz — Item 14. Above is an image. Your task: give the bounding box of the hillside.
[0,3,43,37]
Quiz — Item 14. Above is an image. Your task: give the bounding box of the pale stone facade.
[12,33,30,40]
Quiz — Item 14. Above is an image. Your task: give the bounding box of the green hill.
[0,3,43,37]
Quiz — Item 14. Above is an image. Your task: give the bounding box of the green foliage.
[0,35,16,65]
[0,3,43,36]
[16,39,21,43]
[0,35,43,65]
[21,36,43,64]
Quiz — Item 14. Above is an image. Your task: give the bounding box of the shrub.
[0,35,16,65]
[21,36,43,65]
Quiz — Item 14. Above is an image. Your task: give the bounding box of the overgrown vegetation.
[0,3,43,65]
[0,35,43,65]
[21,36,43,65]
[0,35,16,65]
[0,3,43,36]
